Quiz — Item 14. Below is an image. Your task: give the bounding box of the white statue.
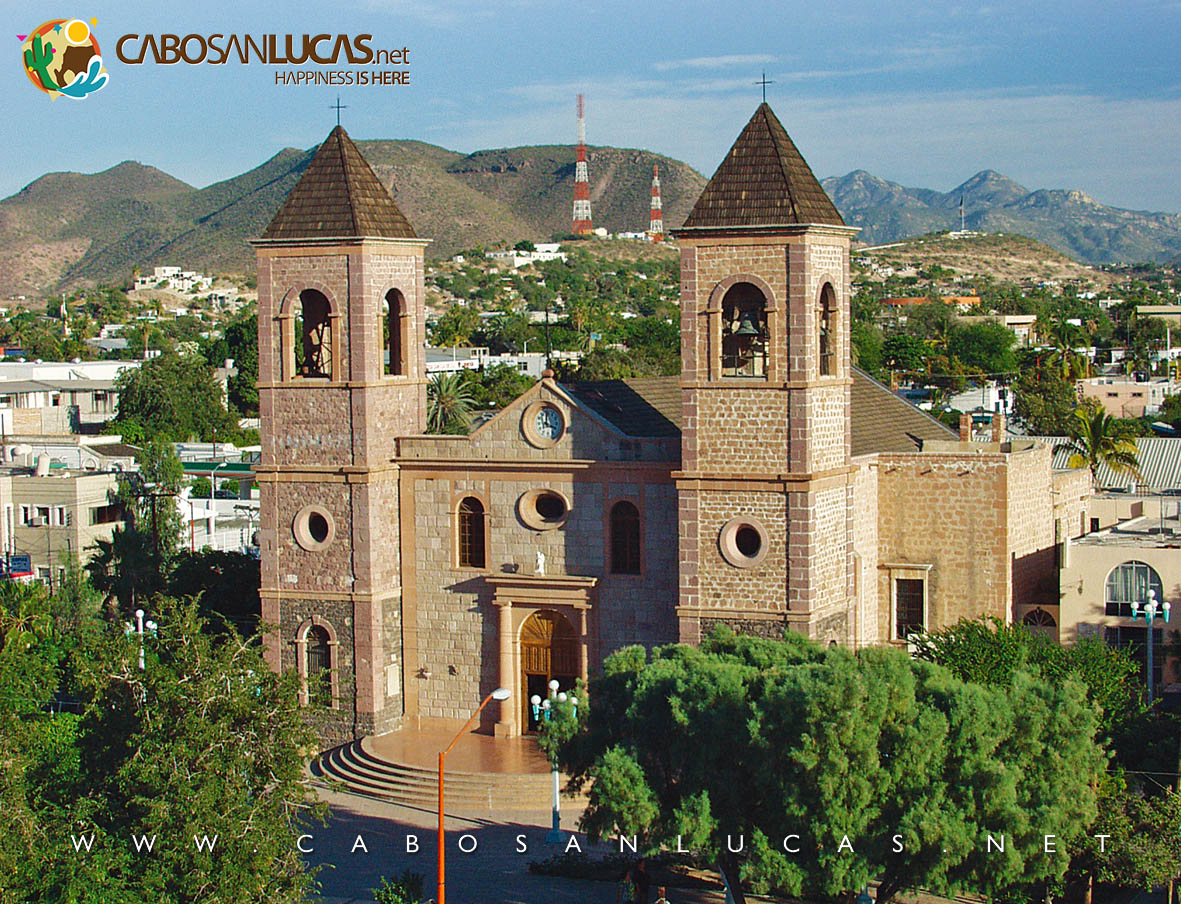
[535,550,546,575]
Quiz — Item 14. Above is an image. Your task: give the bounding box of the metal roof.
[1037,435,1181,491]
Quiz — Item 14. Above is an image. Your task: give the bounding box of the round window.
[293,504,336,551]
[308,512,330,544]
[735,526,762,557]
[518,489,571,530]
[719,517,770,568]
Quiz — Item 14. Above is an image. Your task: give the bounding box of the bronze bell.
[733,311,762,338]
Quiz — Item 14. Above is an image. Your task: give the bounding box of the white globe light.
[557,692,568,703]
[569,696,578,705]
[548,679,560,691]
[541,699,551,710]
[530,695,541,706]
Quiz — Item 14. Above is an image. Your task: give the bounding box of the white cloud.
[653,54,776,72]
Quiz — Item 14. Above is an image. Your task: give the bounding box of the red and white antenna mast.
[648,164,664,241]
[572,94,593,235]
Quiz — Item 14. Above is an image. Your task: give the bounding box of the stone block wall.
[404,465,678,728]
[877,452,1010,635]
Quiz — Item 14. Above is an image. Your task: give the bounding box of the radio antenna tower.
[572,94,593,235]
[648,164,664,241]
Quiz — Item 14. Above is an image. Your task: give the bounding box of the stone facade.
[675,228,857,646]
[256,237,429,744]
[257,116,1088,748]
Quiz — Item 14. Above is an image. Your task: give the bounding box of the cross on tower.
[755,71,774,103]
[331,97,348,127]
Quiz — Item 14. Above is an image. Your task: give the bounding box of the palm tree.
[426,372,476,434]
[1055,407,1142,485]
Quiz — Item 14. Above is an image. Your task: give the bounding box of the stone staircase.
[310,736,588,812]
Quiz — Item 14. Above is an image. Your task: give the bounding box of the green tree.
[881,333,927,374]
[905,300,957,353]
[559,629,1103,904]
[87,439,184,613]
[426,371,476,434]
[851,322,883,376]
[462,364,534,411]
[513,239,536,252]
[1056,407,1143,484]
[167,550,261,637]
[3,596,324,903]
[429,305,480,348]
[948,320,1017,376]
[203,310,259,416]
[1012,359,1083,435]
[912,616,1141,736]
[112,352,239,443]
[913,617,1181,901]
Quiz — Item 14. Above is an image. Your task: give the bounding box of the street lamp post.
[125,607,158,671]
[437,687,509,904]
[543,679,579,843]
[1130,588,1171,703]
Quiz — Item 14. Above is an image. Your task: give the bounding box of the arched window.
[819,283,836,376]
[457,497,486,568]
[720,282,768,378]
[610,501,641,574]
[306,625,332,706]
[384,288,405,376]
[1105,561,1164,617]
[294,289,332,379]
[1022,607,1057,639]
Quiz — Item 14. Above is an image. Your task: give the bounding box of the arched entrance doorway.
[520,610,578,731]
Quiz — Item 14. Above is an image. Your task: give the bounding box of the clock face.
[535,406,563,440]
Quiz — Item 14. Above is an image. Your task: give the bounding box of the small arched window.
[720,282,768,378]
[384,288,405,376]
[819,283,836,376]
[457,497,486,568]
[1105,560,1164,617]
[610,501,641,574]
[306,625,332,706]
[1022,607,1057,639]
[295,289,332,379]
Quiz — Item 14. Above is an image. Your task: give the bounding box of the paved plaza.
[306,786,729,904]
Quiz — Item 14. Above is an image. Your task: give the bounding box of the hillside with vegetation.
[857,232,1122,290]
[0,140,704,297]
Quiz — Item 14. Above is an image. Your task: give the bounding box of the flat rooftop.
[1076,514,1181,548]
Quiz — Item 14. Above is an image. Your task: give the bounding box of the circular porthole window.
[518,489,571,530]
[719,517,770,568]
[293,504,336,551]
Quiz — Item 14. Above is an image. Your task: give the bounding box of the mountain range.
[0,141,705,298]
[1,139,1179,298]
[821,169,1181,265]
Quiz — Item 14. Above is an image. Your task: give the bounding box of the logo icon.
[20,18,108,100]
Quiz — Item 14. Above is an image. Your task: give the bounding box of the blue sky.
[4,0,1180,212]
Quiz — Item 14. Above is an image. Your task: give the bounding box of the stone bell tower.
[673,103,859,646]
[254,126,428,742]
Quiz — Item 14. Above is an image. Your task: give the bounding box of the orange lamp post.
[438,687,510,904]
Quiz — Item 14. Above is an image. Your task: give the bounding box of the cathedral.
[255,105,1091,745]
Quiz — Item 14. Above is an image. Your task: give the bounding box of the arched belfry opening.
[819,282,837,376]
[721,282,768,378]
[384,288,406,376]
[295,289,332,379]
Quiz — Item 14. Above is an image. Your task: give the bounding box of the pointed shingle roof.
[680,103,844,230]
[262,126,416,240]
